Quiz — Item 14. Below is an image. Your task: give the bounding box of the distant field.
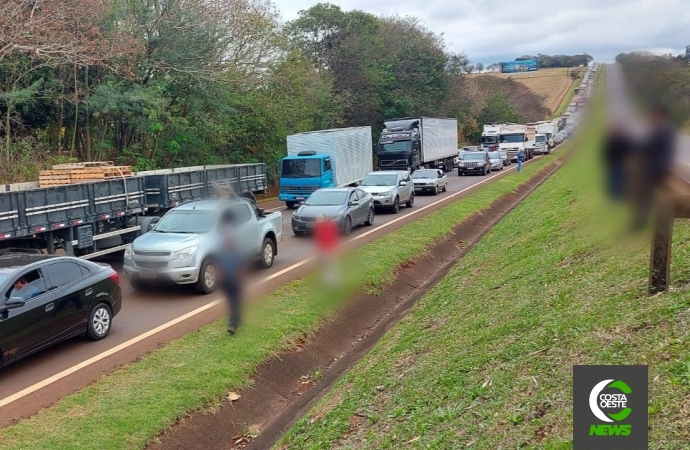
[472,68,577,115]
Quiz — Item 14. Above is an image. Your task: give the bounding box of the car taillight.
[109,271,120,285]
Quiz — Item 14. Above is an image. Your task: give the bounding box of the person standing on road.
[313,213,340,286]
[217,221,247,335]
[516,148,525,172]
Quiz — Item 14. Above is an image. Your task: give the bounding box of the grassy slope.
[0,148,570,449]
[551,70,583,119]
[276,70,690,449]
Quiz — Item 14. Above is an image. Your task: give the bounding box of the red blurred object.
[314,219,339,253]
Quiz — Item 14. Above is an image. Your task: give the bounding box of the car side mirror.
[349,200,357,206]
[0,297,25,313]
[399,181,407,186]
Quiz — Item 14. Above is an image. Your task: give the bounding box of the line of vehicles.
[0,64,598,371]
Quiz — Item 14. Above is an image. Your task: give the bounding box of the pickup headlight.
[173,245,198,261]
[124,244,132,258]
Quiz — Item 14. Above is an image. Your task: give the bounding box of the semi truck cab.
[279,151,335,209]
[377,128,421,171]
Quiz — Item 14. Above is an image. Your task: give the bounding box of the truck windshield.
[362,174,397,187]
[536,135,546,142]
[500,134,524,143]
[282,158,321,178]
[481,135,498,145]
[304,190,347,206]
[154,210,216,234]
[378,140,411,154]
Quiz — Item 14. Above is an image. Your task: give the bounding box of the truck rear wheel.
[260,238,275,269]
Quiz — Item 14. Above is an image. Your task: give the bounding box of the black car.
[0,253,122,371]
[458,151,490,176]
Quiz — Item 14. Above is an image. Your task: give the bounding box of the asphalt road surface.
[0,157,552,425]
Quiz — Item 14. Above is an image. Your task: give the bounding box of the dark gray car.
[291,187,375,236]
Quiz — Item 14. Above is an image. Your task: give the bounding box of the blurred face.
[316,214,326,223]
[14,280,26,290]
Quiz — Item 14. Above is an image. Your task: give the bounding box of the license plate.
[296,197,304,200]
[139,271,157,279]
[306,222,315,228]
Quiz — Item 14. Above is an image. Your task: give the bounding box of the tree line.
[0,0,548,184]
[616,52,690,128]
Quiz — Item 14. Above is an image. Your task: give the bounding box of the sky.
[273,0,690,64]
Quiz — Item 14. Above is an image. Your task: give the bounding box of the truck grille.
[134,250,171,257]
[135,260,168,269]
[283,186,318,193]
[379,160,407,168]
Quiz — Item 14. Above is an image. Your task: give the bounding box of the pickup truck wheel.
[391,197,400,214]
[406,192,414,208]
[342,216,352,236]
[365,208,375,226]
[195,258,217,294]
[260,238,275,269]
[86,303,112,341]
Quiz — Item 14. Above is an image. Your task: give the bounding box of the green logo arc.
[606,380,632,422]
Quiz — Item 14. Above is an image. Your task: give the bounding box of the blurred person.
[631,104,677,229]
[516,148,524,172]
[313,213,340,286]
[603,121,633,201]
[217,219,248,335]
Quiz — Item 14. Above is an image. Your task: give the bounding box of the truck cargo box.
[21,184,91,233]
[419,117,458,163]
[89,176,146,219]
[286,127,372,186]
[205,163,267,196]
[139,167,207,209]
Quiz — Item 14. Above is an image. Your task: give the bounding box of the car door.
[356,189,371,218]
[398,173,409,202]
[0,268,56,362]
[230,204,260,257]
[346,190,362,224]
[44,261,91,339]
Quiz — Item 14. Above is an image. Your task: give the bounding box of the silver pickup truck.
[123,198,283,294]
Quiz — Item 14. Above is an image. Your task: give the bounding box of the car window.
[231,204,252,224]
[349,192,358,203]
[219,208,235,226]
[45,262,84,290]
[356,188,366,198]
[6,269,48,300]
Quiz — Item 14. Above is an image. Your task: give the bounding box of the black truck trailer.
[0,163,266,259]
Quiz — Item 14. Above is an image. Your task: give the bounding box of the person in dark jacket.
[603,121,633,201]
[516,149,525,172]
[631,104,677,229]
[216,224,248,335]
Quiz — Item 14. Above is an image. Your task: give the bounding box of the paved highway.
[0,157,552,425]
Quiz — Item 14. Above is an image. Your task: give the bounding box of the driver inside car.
[9,276,40,300]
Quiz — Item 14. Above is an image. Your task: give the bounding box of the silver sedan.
[291,187,375,236]
[410,169,448,195]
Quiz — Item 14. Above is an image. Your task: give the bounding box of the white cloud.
[274,0,689,63]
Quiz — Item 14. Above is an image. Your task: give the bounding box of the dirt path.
[147,155,570,450]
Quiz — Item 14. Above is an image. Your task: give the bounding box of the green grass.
[551,71,583,119]
[277,70,690,449]
[0,136,572,450]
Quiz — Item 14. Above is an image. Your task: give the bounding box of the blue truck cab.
[279,151,334,209]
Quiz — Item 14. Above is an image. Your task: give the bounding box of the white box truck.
[536,122,559,149]
[278,127,373,208]
[376,117,458,172]
[499,124,532,161]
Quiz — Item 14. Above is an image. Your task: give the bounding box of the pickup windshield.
[378,140,411,154]
[305,190,347,206]
[154,210,216,234]
[500,134,524,143]
[362,174,397,186]
[282,158,321,178]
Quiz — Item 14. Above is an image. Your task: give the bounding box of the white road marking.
[0,156,543,409]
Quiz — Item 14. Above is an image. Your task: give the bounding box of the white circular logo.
[589,379,614,422]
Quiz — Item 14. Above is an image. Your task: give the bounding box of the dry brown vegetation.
[472,68,576,115]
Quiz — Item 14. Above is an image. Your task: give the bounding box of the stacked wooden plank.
[39,161,132,187]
